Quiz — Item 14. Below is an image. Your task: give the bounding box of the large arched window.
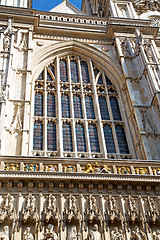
[33,56,130,158]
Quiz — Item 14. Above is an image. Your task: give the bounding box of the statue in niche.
[111,227,123,240]
[68,226,80,240]
[130,226,146,240]
[153,230,160,240]
[0,226,9,240]
[23,227,34,240]
[44,224,57,240]
[88,224,101,240]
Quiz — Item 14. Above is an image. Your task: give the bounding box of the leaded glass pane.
[47,71,52,81]
[99,96,109,120]
[34,92,43,116]
[61,95,70,118]
[94,68,99,76]
[85,96,95,119]
[60,59,68,82]
[47,93,56,117]
[88,124,100,152]
[97,74,103,84]
[70,60,79,83]
[48,65,55,75]
[33,121,43,150]
[103,125,116,153]
[73,95,83,119]
[38,70,44,80]
[116,125,129,154]
[63,123,73,152]
[47,122,56,151]
[105,75,112,85]
[76,124,86,152]
[81,61,90,84]
[110,97,122,121]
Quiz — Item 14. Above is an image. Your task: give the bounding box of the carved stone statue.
[153,230,160,240]
[111,227,123,240]
[44,224,57,240]
[0,226,9,240]
[68,226,80,240]
[23,227,34,240]
[130,226,146,240]
[88,224,101,240]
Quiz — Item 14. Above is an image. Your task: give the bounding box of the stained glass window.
[103,125,116,153]
[38,70,44,80]
[94,68,99,76]
[47,93,56,117]
[110,97,122,121]
[76,124,86,152]
[61,95,70,118]
[47,71,52,81]
[81,61,90,84]
[99,96,109,120]
[60,59,68,82]
[70,60,79,83]
[97,74,103,84]
[73,95,83,119]
[48,65,55,75]
[33,121,43,150]
[47,122,56,151]
[34,92,43,116]
[105,75,112,85]
[85,96,95,119]
[63,123,73,152]
[116,125,129,154]
[88,124,100,152]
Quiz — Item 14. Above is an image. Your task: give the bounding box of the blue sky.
[32,0,82,11]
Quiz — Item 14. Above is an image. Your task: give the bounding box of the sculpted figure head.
[94,224,98,231]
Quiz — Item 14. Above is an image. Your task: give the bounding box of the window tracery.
[33,56,130,158]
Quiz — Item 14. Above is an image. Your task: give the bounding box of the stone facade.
[0,0,160,239]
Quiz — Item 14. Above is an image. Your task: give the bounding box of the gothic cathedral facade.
[0,0,160,239]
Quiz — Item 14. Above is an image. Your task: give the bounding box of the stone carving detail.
[0,226,9,240]
[121,39,132,59]
[21,193,40,225]
[44,194,60,222]
[126,196,143,223]
[44,224,57,240]
[23,227,34,240]
[0,193,16,223]
[65,194,82,223]
[143,40,154,63]
[18,33,28,52]
[86,195,103,225]
[0,70,6,102]
[140,108,157,138]
[133,0,160,15]
[111,227,123,240]
[7,103,23,134]
[3,18,13,52]
[130,226,146,240]
[150,19,160,27]
[146,196,159,224]
[83,162,111,173]
[106,195,123,224]
[68,226,80,240]
[153,230,160,240]
[88,224,101,240]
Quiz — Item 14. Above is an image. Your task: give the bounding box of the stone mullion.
[89,59,107,158]
[56,57,63,157]
[68,57,77,154]
[44,67,47,153]
[77,58,90,155]
[104,74,120,156]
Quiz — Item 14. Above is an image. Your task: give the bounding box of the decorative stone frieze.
[133,0,160,15]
